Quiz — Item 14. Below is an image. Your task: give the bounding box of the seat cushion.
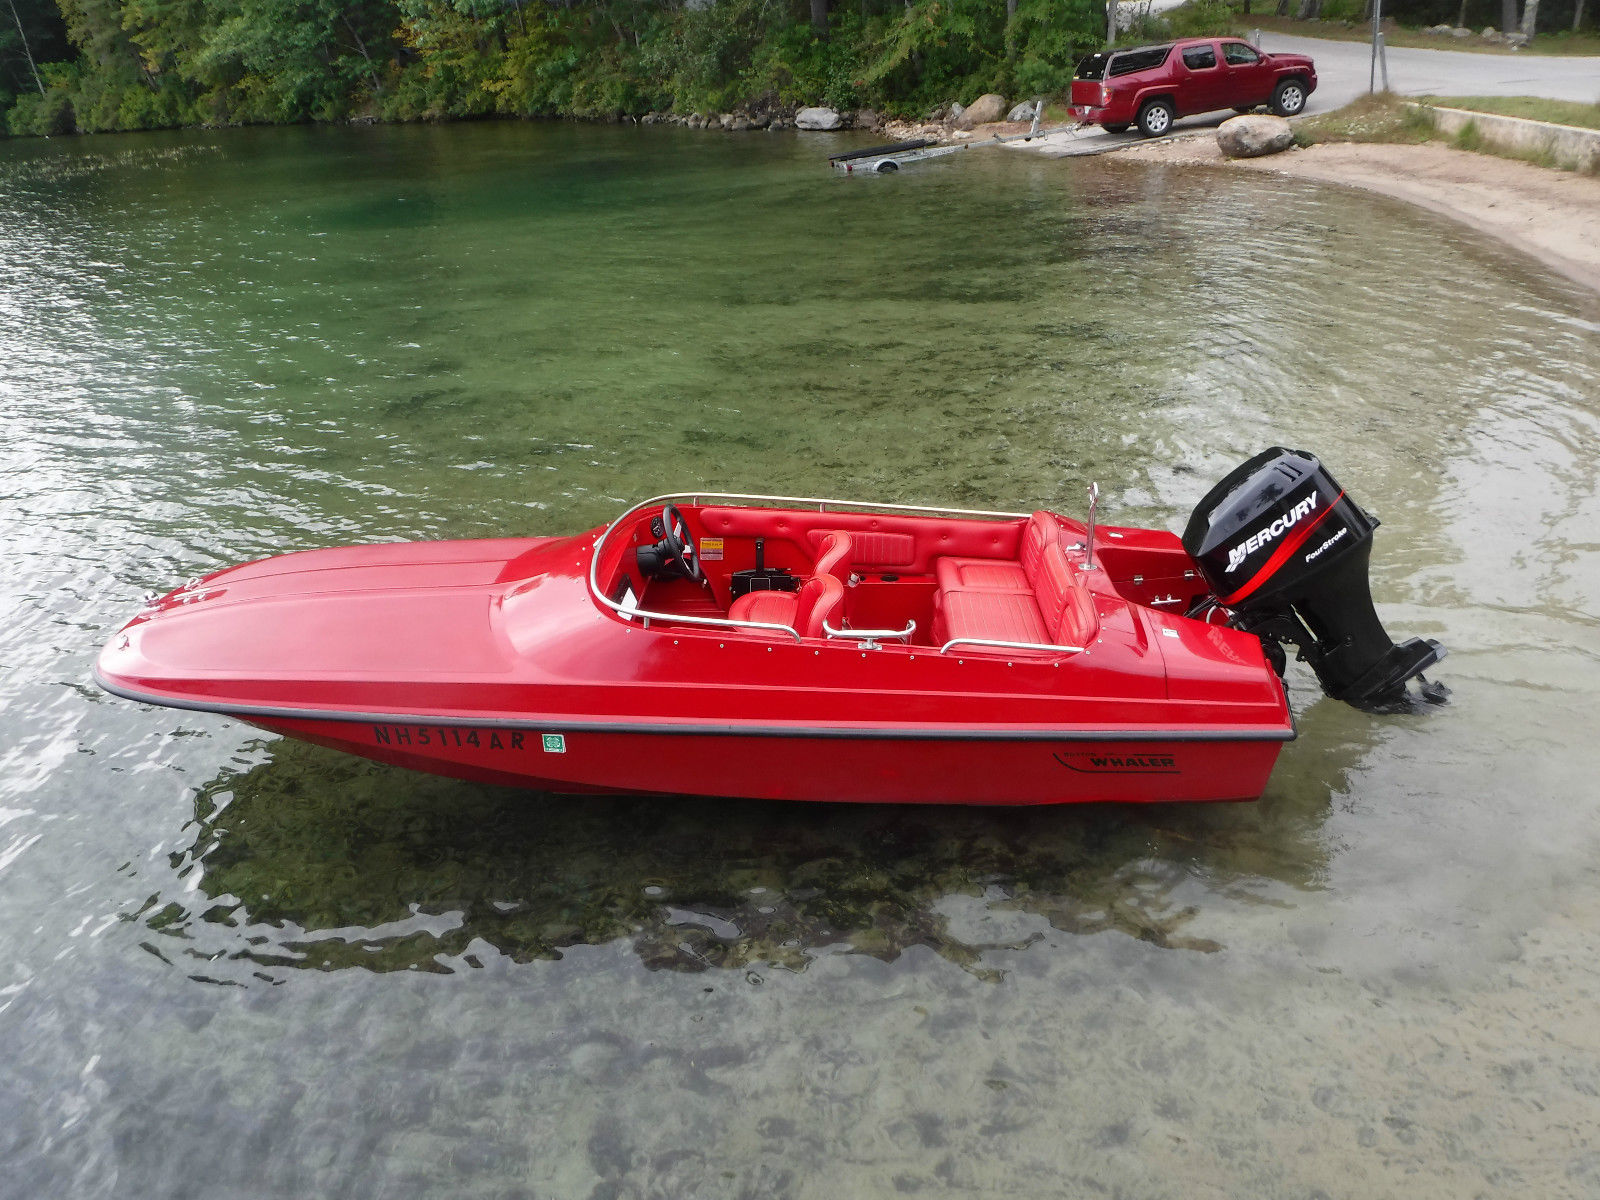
[813,531,852,585]
[729,589,798,626]
[935,557,1030,593]
[1020,511,1064,586]
[1033,545,1099,647]
[934,589,1051,646]
[1055,584,1098,648]
[793,574,844,638]
[933,512,1062,594]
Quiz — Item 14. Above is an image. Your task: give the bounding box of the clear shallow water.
[2,122,1598,1198]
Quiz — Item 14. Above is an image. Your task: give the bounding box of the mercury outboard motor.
[1183,447,1446,708]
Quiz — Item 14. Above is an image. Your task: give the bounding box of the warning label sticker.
[699,537,724,562]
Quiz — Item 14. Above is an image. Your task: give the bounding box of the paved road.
[1021,34,1600,157]
[1264,32,1600,110]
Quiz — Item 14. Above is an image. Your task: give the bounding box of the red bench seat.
[932,512,1098,650]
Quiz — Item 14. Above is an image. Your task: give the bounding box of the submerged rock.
[1217,114,1294,158]
[796,106,843,131]
[955,94,1007,129]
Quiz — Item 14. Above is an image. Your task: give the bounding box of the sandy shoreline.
[1112,135,1600,299]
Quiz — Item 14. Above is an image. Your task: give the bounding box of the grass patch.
[1424,95,1600,129]
[1237,11,1600,56]
[1291,91,1434,145]
[1292,92,1598,173]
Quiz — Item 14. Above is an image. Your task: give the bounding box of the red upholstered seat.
[935,558,1028,593]
[813,531,852,586]
[938,590,1050,645]
[729,590,798,626]
[794,575,844,637]
[933,511,1061,594]
[728,574,843,638]
[932,539,1099,650]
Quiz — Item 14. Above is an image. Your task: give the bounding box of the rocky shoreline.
[628,92,1035,143]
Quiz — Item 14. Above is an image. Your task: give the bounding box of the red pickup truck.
[1071,38,1317,138]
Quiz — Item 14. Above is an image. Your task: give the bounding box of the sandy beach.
[1115,135,1600,298]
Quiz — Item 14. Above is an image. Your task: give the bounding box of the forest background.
[1,0,1593,137]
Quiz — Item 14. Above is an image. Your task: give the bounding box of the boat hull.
[251,712,1285,805]
[96,512,1298,806]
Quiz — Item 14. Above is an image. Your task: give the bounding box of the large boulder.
[796,106,843,131]
[1006,100,1040,122]
[955,94,1007,129]
[1217,114,1295,158]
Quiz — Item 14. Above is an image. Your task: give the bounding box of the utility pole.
[1368,0,1388,92]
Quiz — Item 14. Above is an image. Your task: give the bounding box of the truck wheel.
[1136,100,1174,138]
[1271,79,1307,117]
[1104,123,1130,134]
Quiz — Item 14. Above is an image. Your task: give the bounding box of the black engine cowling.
[1183,447,1445,708]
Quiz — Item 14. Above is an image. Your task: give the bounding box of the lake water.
[2,121,1598,1199]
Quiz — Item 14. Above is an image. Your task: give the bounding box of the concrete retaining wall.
[1418,105,1600,172]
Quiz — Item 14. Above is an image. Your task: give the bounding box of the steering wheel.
[659,504,705,586]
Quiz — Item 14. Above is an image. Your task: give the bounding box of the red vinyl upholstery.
[938,590,1050,644]
[728,574,844,638]
[794,575,844,638]
[932,532,1099,650]
[834,531,915,568]
[935,557,1028,593]
[813,531,852,585]
[697,507,1019,575]
[729,590,798,626]
[934,512,1060,593]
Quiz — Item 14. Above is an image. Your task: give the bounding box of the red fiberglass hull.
[96,506,1295,805]
[250,716,1284,805]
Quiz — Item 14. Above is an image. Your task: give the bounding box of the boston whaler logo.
[1226,492,1319,574]
[1054,752,1179,775]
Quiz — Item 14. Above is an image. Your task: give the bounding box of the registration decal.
[372,724,526,751]
[542,733,566,753]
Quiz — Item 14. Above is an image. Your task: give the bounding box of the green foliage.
[1008,0,1103,97]
[1162,0,1235,36]
[2,0,1112,135]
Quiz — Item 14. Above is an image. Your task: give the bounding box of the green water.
[2,121,1599,1198]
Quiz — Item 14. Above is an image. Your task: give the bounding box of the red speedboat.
[96,449,1443,805]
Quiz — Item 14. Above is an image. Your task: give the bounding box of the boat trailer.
[828,105,1077,173]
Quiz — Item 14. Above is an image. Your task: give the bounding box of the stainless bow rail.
[586,492,1091,659]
